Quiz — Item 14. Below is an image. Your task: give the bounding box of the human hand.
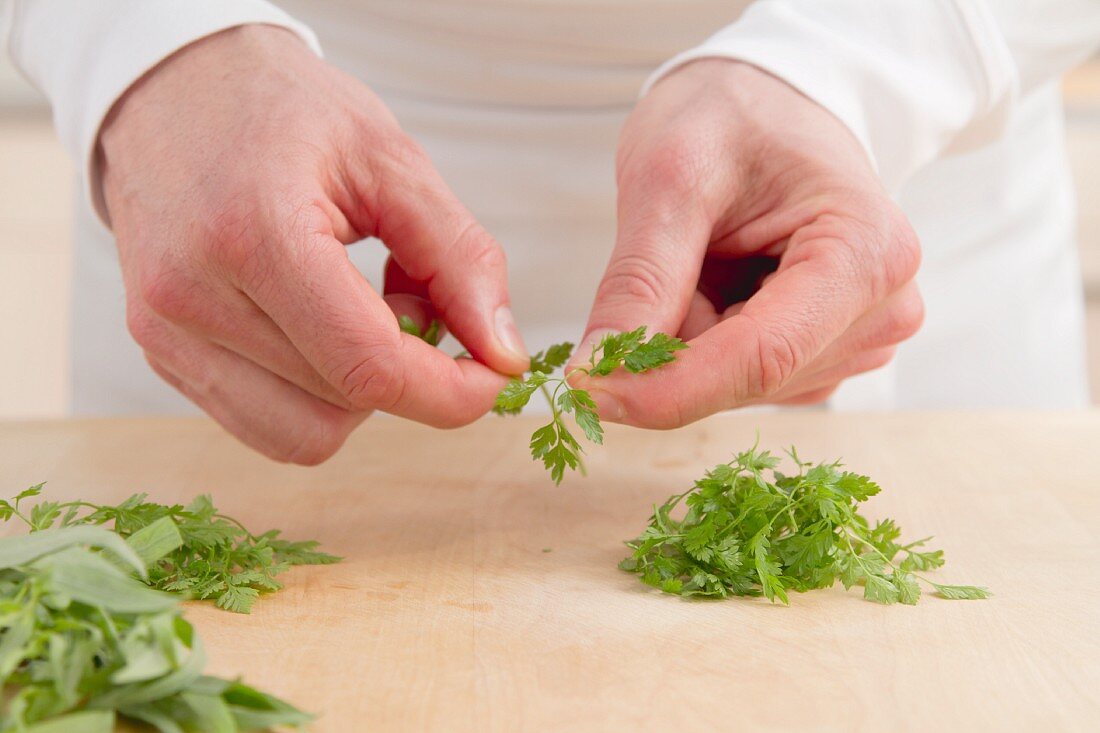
[577,60,923,427]
[99,25,528,463]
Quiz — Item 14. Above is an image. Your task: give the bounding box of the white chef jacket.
[6,0,1099,414]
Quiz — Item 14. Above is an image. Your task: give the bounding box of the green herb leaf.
[931,583,992,600]
[529,342,574,373]
[125,516,185,568]
[398,314,444,346]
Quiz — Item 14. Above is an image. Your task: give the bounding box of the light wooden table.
[2,412,1098,731]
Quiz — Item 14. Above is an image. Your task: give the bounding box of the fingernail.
[589,388,626,422]
[494,306,528,361]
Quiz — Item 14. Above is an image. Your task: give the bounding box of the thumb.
[578,172,712,358]
[368,142,529,375]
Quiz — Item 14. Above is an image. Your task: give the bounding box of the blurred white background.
[1,34,1098,418]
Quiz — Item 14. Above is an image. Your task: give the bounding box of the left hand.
[576,59,924,427]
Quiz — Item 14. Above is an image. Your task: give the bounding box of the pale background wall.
[1,37,1098,418]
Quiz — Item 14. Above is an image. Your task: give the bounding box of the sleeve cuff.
[640,0,1017,193]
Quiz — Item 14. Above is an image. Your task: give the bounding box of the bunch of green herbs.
[619,445,990,605]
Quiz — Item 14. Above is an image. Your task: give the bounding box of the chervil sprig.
[619,444,990,605]
[494,327,686,484]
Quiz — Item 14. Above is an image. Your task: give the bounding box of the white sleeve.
[5,0,321,223]
[643,0,1100,192]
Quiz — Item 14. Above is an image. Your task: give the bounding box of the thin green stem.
[213,513,256,541]
[8,508,32,528]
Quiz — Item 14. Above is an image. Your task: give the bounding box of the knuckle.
[382,133,431,175]
[597,253,674,310]
[137,266,200,323]
[889,217,922,285]
[868,207,921,296]
[803,202,922,304]
[202,199,272,284]
[283,414,353,466]
[750,325,802,399]
[462,228,507,271]
[865,346,897,372]
[125,304,162,352]
[842,347,896,381]
[889,289,925,342]
[632,138,702,193]
[334,339,406,411]
[442,220,506,278]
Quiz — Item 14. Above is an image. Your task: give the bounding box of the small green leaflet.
[493,327,687,484]
[398,314,443,346]
[529,342,574,374]
[1,485,340,614]
[619,443,990,605]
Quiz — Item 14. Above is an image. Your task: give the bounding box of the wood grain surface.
[1,412,1098,732]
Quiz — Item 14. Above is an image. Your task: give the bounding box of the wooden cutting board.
[2,411,1098,732]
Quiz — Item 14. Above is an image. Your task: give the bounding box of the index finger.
[232,222,508,428]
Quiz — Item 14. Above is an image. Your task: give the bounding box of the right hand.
[98,25,528,464]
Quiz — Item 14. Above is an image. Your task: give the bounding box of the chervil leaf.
[216,584,260,614]
[529,342,574,373]
[893,570,921,605]
[835,472,881,501]
[558,388,603,445]
[622,331,688,373]
[863,574,899,605]
[16,484,44,501]
[494,372,548,415]
[543,435,581,485]
[588,327,647,376]
[900,548,946,571]
[683,521,717,562]
[29,501,61,531]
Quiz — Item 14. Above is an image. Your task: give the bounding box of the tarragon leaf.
[932,583,992,600]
